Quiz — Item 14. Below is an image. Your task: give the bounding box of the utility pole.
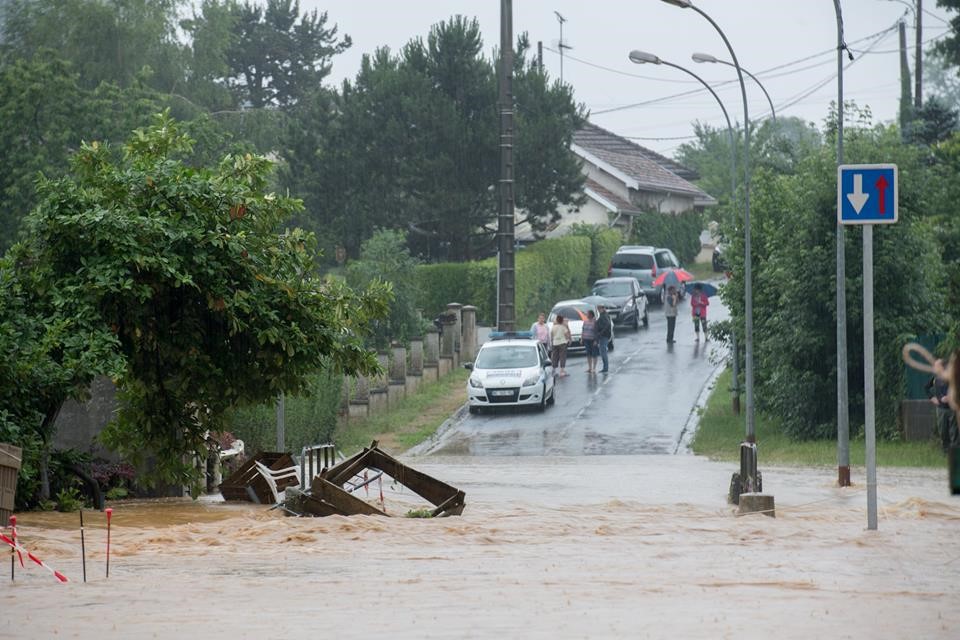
[899,19,913,132]
[554,11,571,83]
[834,0,851,487]
[915,0,923,108]
[497,0,516,331]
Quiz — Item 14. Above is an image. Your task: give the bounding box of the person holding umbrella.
[664,285,679,344]
[690,282,710,341]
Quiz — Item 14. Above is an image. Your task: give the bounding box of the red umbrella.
[653,268,694,287]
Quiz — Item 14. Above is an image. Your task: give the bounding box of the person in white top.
[549,315,572,377]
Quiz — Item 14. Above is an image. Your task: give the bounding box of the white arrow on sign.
[846,173,869,214]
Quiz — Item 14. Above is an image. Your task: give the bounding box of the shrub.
[631,209,704,264]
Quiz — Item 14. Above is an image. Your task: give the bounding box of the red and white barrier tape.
[0,533,68,583]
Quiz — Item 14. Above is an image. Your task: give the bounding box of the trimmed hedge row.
[630,210,704,264]
[414,234,598,326]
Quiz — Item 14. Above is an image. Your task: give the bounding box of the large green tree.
[0,0,185,92]
[2,113,389,492]
[223,0,350,109]
[282,18,585,262]
[718,114,949,440]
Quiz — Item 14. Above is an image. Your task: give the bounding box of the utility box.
[0,443,23,522]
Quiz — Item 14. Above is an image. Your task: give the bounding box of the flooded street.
[3,300,959,638]
[3,457,958,639]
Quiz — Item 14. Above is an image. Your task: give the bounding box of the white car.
[464,334,556,413]
[546,299,615,351]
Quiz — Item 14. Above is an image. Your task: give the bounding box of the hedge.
[630,210,704,264]
[414,234,596,327]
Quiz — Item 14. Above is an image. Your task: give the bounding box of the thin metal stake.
[105,507,113,578]
[9,515,14,581]
[80,509,87,582]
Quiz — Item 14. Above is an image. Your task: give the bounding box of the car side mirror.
[463,362,473,370]
[544,359,552,368]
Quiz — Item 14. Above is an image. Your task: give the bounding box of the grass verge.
[692,369,946,467]
[685,260,719,282]
[334,368,471,455]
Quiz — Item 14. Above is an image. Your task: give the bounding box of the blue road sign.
[837,164,898,225]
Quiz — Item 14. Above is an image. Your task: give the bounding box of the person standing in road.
[550,314,571,377]
[581,309,598,373]
[664,285,679,343]
[596,304,613,373]
[530,312,550,349]
[690,283,710,341]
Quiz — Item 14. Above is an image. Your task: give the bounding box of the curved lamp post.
[691,53,777,122]
[630,50,743,417]
[660,0,756,451]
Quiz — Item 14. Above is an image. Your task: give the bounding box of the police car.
[464,331,556,413]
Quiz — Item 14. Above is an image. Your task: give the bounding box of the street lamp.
[630,48,742,416]
[691,53,777,122]
[660,0,751,430]
[660,0,758,495]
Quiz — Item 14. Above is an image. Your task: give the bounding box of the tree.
[4,113,390,490]
[0,0,185,92]
[281,19,585,262]
[346,229,426,348]
[905,96,960,146]
[224,0,351,109]
[719,116,949,439]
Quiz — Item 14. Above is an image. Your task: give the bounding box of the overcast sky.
[303,1,954,157]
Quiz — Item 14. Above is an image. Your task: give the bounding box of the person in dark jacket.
[595,305,613,373]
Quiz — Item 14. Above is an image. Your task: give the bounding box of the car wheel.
[538,388,547,412]
[632,310,640,331]
[547,382,555,405]
[643,309,649,328]
[469,405,478,415]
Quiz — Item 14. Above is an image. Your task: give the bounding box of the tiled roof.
[574,122,712,200]
[584,179,642,214]
[574,122,700,180]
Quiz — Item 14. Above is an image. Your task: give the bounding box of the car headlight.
[624,298,635,308]
[522,374,541,387]
[469,376,484,389]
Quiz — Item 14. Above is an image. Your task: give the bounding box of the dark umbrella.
[684,281,719,297]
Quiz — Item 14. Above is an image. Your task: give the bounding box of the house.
[517,122,717,240]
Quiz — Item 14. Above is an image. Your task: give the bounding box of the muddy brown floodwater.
[2,455,958,639]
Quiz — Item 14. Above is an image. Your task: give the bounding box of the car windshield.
[548,304,589,322]
[475,345,539,369]
[592,282,631,297]
[611,253,654,269]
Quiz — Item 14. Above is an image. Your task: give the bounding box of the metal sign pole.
[863,225,877,529]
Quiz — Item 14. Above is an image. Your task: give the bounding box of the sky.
[301,0,955,157]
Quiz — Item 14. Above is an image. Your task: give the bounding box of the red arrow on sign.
[875,175,889,214]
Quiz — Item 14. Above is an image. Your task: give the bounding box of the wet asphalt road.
[419,295,730,457]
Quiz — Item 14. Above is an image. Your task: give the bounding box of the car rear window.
[611,253,654,269]
[476,345,539,369]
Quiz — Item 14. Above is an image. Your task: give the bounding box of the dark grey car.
[589,277,649,329]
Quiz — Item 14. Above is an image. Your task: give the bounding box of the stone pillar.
[407,337,424,395]
[348,375,369,419]
[368,351,390,414]
[409,337,424,375]
[388,343,407,407]
[424,328,440,365]
[440,313,456,373]
[446,302,463,365]
[423,328,440,383]
[390,342,407,382]
[461,305,478,362]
